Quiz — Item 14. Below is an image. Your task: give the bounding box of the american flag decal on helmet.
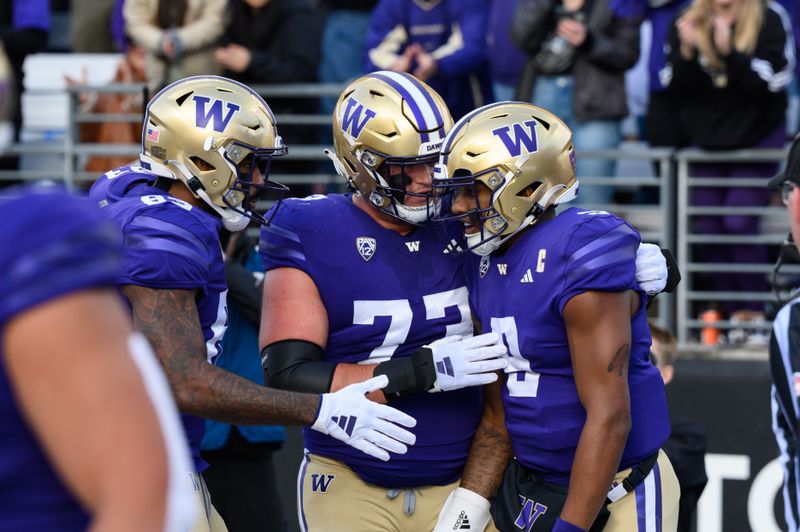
[146,126,159,143]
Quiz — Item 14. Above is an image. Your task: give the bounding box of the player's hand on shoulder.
[433,487,492,532]
[312,375,417,461]
[426,332,508,393]
[635,242,668,296]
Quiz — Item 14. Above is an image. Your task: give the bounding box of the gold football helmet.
[433,102,578,255]
[327,71,453,224]
[140,75,288,230]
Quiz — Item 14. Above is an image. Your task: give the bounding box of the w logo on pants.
[515,496,548,532]
[310,474,335,493]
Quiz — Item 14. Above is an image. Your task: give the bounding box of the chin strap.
[324,149,351,181]
[470,177,579,256]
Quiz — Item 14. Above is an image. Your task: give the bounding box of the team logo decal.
[515,496,548,531]
[491,120,538,157]
[479,255,490,278]
[341,97,376,138]
[310,473,335,493]
[356,237,377,261]
[193,95,241,132]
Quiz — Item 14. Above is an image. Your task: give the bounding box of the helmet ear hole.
[517,181,543,198]
[190,156,216,172]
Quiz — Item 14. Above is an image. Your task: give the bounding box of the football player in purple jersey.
[432,103,680,532]
[91,76,418,531]
[0,185,195,531]
[258,72,672,531]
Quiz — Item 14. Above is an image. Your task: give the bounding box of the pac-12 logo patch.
[356,236,376,261]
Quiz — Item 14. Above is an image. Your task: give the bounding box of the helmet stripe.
[368,71,441,143]
[393,72,445,137]
[440,101,510,164]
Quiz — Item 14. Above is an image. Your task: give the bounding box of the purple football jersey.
[0,186,121,530]
[106,192,227,472]
[465,208,670,486]
[260,194,480,487]
[88,165,163,208]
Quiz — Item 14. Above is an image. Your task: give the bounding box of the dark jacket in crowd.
[222,0,320,84]
[643,0,691,149]
[664,3,791,150]
[320,0,376,10]
[0,0,49,138]
[510,0,641,122]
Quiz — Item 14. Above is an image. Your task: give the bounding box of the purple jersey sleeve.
[117,203,213,292]
[89,166,161,207]
[258,199,312,277]
[0,186,120,327]
[556,214,641,315]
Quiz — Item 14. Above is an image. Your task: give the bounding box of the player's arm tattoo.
[122,285,319,426]
[459,378,512,498]
[606,344,630,377]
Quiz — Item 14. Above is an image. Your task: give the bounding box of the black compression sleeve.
[374,347,437,401]
[261,339,335,393]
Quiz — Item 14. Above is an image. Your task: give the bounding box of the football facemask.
[140,75,288,230]
[433,102,578,255]
[328,71,453,225]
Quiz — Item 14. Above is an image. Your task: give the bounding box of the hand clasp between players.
[426,332,508,393]
[312,375,418,461]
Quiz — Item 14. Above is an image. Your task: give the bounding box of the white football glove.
[427,333,508,393]
[635,243,667,296]
[433,487,492,532]
[312,375,417,461]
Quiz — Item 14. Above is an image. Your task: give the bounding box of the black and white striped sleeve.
[727,4,794,95]
[770,300,800,531]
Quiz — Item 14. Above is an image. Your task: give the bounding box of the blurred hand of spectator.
[556,18,588,47]
[215,44,252,73]
[711,14,731,56]
[391,44,417,73]
[676,13,697,60]
[412,47,438,82]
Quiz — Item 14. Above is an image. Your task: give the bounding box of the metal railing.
[8,82,794,348]
[675,148,790,346]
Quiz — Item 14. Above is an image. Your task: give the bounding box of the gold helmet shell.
[141,75,287,230]
[434,102,578,254]
[327,71,453,224]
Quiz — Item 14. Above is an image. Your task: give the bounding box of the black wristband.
[374,347,437,401]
